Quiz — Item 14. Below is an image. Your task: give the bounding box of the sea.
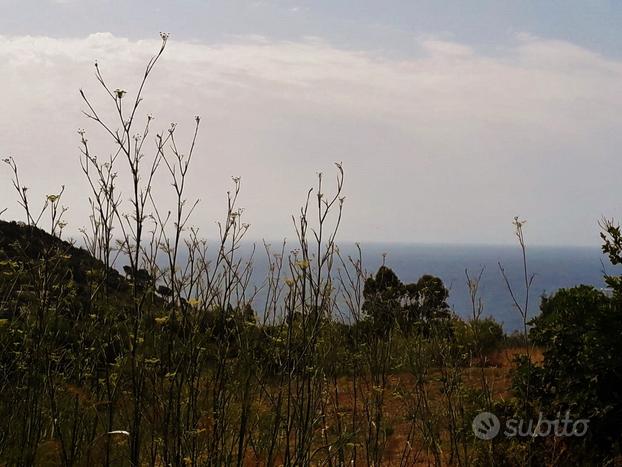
[145,240,616,333]
[240,242,616,332]
[354,243,615,332]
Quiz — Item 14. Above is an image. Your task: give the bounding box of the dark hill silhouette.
[0,220,129,317]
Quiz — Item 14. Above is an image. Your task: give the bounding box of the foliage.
[510,285,622,463]
[3,34,619,466]
[452,316,505,362]
[362,265,452,336]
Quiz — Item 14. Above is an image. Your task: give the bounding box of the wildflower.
[114,89,126,99]
[296,259,310,270]
[154,316,169,325]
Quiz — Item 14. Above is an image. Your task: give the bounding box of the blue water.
[342,243,613,332]
[163,241,615,332]
[242,242,614,332]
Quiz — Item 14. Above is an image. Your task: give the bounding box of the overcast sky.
[1,0,622,246]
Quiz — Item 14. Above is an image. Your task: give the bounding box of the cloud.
[1,33,621,245]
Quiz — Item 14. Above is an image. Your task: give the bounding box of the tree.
[513,285,622,462]
[362,266,451,336]
[402,274,451,331]
[362,266,403,335]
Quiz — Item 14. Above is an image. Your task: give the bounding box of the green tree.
[362,266,451,336]
[362,266,403,335]
[514,284,622,462]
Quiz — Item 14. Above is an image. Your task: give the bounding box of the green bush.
[452,316,505,361]
[512,285,622,463]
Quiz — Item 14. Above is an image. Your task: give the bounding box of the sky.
[1,0,622,246]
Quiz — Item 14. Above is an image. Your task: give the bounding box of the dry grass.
[488,346,544,368]
[31,347,540,466]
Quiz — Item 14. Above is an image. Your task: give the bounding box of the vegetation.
[1,35,621,466]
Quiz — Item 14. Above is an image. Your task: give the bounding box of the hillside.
[0,220,129,318]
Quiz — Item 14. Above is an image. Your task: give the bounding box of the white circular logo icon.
[472,412,500,440]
